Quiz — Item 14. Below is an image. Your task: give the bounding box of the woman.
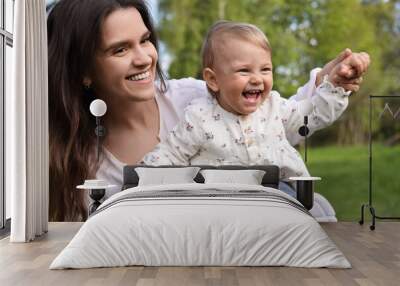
[48,0,370,221]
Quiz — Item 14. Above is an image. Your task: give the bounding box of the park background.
[47,0,400,220]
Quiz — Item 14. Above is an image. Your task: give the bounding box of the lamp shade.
[90,99,107,117]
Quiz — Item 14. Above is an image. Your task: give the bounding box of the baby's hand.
[317,49,370,92]
[328,51,370,92]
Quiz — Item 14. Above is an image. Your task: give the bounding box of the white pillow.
[200,169,266,185]
[135,167,201,186]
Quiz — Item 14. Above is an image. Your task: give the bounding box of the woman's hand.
[316,49,371,92]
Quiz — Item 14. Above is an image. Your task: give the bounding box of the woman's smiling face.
[89,7,158,103]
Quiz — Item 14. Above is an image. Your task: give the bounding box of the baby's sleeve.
[289,68,320,101]
[278,96,307,139]
[142,107,204,165]
[281,76,349,144]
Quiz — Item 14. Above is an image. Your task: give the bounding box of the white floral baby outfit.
[143,79,348,180]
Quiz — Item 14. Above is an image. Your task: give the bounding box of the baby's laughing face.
[208,37,273,116]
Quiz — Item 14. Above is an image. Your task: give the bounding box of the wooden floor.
[0,222,399,286]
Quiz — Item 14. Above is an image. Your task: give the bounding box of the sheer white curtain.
[7,0,49,242]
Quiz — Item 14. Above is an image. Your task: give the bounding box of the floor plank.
[0,222,399,286]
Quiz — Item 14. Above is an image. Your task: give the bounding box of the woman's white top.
[96,70,344,221]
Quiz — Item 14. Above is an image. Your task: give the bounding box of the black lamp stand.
[88,116,107,215]
[298,116,309,163]
[292,115,315,210]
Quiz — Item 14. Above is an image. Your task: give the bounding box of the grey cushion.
[200,169,266,185]
[123,165,280,190]
[135,167,201,186]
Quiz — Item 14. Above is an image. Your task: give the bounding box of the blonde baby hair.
[201,20,272,71]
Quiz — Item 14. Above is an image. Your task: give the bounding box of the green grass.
[305,144,400,221]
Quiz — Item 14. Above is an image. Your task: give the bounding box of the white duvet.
[50,183,350,269]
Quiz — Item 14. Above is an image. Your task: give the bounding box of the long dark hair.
[48,0,166,221]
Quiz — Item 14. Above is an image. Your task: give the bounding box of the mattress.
[50,183,350,269]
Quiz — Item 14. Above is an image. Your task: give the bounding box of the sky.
[147,0,159,24]
[146,0,172,74]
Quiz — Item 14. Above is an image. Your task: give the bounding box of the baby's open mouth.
[242,89,263,101]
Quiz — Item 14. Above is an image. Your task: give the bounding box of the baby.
[142,20,349,180]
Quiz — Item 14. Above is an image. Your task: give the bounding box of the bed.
[50,165,350,269]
